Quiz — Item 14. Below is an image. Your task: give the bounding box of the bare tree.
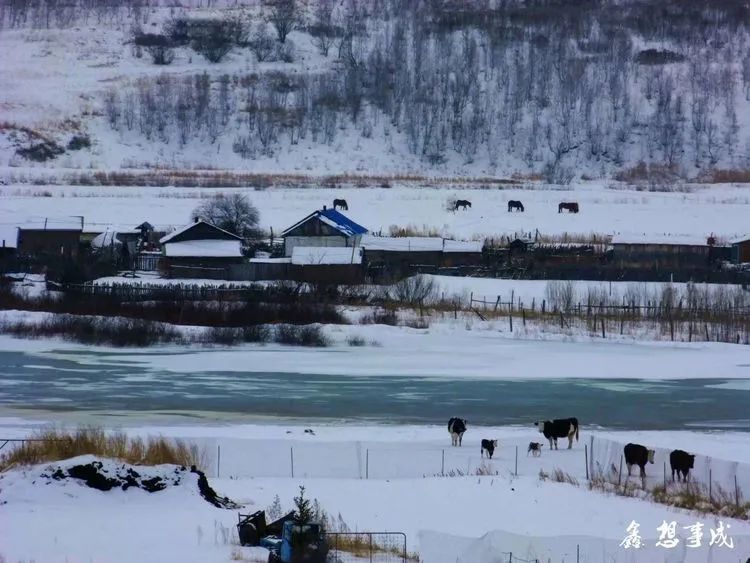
[264,0,297,44]
[192,193,260,238]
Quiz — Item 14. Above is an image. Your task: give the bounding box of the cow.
[670,449,695,483]
[534,418,579,450]
[333,198,348,211]
[558,202,579,213]
[527,442,543,457]
[624,443,655,480]
[454,199,471,211]
[448,417,467,447]
[481,439,498,459]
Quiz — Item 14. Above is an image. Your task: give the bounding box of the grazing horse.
[454,199,471,211]
[558,202,579,213]
[333,198,348,211]
[508,200,524,212]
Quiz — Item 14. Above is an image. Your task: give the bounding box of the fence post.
[577,543,580,563]
[601,317,605,339]
[735,474,740,507]
[515,445,518,476]
[709,470,712,501]
[522,309,526,327]
[291,447,294,478]
[508,553,512,563]
[618,455,623,486]
[585,444,589,480]
[509,312,513,332]
[366,449,369,480]
[217,444,221,478]
[441,449,445,476]
[542,299,546,314]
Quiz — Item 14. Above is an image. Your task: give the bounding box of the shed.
[159,220,244,278]
[281,207,368,257]
[730,235,750,264]
[16,217,84,260]
[360,235,482,280]
[611,233,715,270]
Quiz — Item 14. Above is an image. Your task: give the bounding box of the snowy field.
[1,182,750,246]
[2,420,750,562]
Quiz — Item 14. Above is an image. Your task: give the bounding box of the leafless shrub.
[391,275,438,306]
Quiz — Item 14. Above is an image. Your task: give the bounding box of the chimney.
[323,205,327,210]
[194,216,200,223]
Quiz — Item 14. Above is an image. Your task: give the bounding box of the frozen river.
[1,349,749,430]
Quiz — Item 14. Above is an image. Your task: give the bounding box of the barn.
[361,235,482,281]
[611,234,714,267]
[159,220,244,279]
[281,207,368,257]
[16,218,84,260]
[731,235,750,264]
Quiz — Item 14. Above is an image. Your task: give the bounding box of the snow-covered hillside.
[2,0,750,180]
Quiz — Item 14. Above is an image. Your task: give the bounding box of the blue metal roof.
[318,208,368,236]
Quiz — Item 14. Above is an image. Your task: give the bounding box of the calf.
[447,417,467,447]
[534,418,579,450]
[481,439,498,459]
[670,449,695,483]
[624,443,655,479]
[527,442,543,457]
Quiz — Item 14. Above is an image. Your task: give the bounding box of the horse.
[508,200,524,212]
[333,198,348,211]
[558,202,579,213]
[454,199,471,211]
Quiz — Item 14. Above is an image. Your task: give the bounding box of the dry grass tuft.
[0,427,205,472]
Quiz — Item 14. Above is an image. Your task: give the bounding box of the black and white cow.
[534,418,579,450]
[481,439,498,459]
[448,418,467,447]
[670,449,695,482]
[624,443,655,479]
[527,442,543,457]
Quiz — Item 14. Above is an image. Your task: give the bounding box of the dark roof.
[159,220,242,244]
[281,208,368,237]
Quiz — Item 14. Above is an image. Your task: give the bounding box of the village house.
[159,220,244,279]
[281,207,368,257]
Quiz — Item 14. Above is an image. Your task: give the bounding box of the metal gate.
[326,532,410,562]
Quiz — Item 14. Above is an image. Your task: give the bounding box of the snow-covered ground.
[0,316,748,380]
[2,421,750,562]
[1,182,750,247]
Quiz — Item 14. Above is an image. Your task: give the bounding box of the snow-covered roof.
[162,240,242,258]
[291,246,363,265]
[18,218,83,231]
[160,220,241,244]
[361,235,444,251]
[443,240,483,253]
[611,233,710,246]
[282,208,368,238]
[730,234,750,244]
[360,235,482,253]
[249,257,292,264]
[91,231,122,249]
